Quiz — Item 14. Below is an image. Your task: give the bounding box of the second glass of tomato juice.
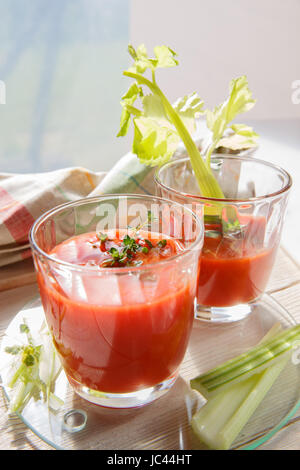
[155,154,292,323]
[29,194,203,408]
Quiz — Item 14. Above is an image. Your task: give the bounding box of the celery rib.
[221,355,290,449]
[191,355,289,450]
[191,323,291,450]
[191,324,300,398]
[123,70,225,199]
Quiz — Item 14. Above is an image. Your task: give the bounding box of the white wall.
[130,0,300,120]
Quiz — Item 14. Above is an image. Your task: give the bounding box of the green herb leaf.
[145,239,153,249]
[20,323,30,334]
[5,346,22,355]
[157,239,167,248]
[23,353,35,367]
[122,234,139,251]
[110,247,120,258]
[97,232,108,243]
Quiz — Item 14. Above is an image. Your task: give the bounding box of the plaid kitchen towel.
[0,136,203,267]
[0,167,106,267]
[0,154,157,267]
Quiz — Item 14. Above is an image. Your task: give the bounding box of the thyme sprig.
[96,212,167,268]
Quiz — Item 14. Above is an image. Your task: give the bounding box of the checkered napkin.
[0,167,105,267]
[0,132,204,268]
[0,154,156,267]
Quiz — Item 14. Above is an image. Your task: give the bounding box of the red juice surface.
[197,216,277,307]
[37,231,196,394]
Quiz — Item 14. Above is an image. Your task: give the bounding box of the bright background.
[0,0,130,173]
[130,0,300,120]
[0,0,299,261]
[130,0,300,263]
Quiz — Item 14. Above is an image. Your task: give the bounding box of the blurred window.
[0,0,130,173]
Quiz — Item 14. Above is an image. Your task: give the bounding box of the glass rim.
[155,155,293,203]
[29,193,203,274]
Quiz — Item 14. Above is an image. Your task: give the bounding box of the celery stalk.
[8,363,27,389]
[191,356,289,450]
[10,381,35,413]
[221,355,290,449]
[191,323,290,450]
[120,46,257,234]
[123,70,225,199]
[191,374,258,450]
[190,324,300,398]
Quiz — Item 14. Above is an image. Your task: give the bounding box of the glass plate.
[0,294,299,450]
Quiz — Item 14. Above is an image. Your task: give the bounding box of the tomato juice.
[37,231,196,394]
[198,215,277,307]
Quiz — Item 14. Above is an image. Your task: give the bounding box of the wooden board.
[0,258,36,292]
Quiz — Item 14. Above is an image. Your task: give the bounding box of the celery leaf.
[142,94,171,128]
[133,116,180,166]
[173,92,204,135]
[153,45,179,68]
[127,44,155,73]
[206,76,256,159]
[217,124,259,151]
[127,44,178,74]
[117,83,143,137]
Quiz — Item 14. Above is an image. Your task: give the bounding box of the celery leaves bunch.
[118,44,258,199]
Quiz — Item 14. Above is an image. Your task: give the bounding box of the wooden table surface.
[0,247,300,451]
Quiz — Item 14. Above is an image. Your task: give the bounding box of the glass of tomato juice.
[155,155,292,323]
[29,194,203,408]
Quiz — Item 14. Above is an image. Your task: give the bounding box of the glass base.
[68,374,178,409]
[196,302,255,323]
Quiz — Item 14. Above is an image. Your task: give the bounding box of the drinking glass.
[155,155,292,323]
[29,194,203,408]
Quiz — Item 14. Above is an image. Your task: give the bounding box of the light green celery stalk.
[118,44,257,203]
[118,44,223,198]
[190,323,300,399]
[123,70,223,198]
[192,354,290,450]
[191,323,289,450]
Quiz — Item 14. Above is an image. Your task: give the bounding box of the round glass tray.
[1,294,299,450]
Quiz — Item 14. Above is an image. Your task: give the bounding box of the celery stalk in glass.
[118,44,257,205]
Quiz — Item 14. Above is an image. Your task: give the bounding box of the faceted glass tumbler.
[29,194,203,407]
[155,155,292,323]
